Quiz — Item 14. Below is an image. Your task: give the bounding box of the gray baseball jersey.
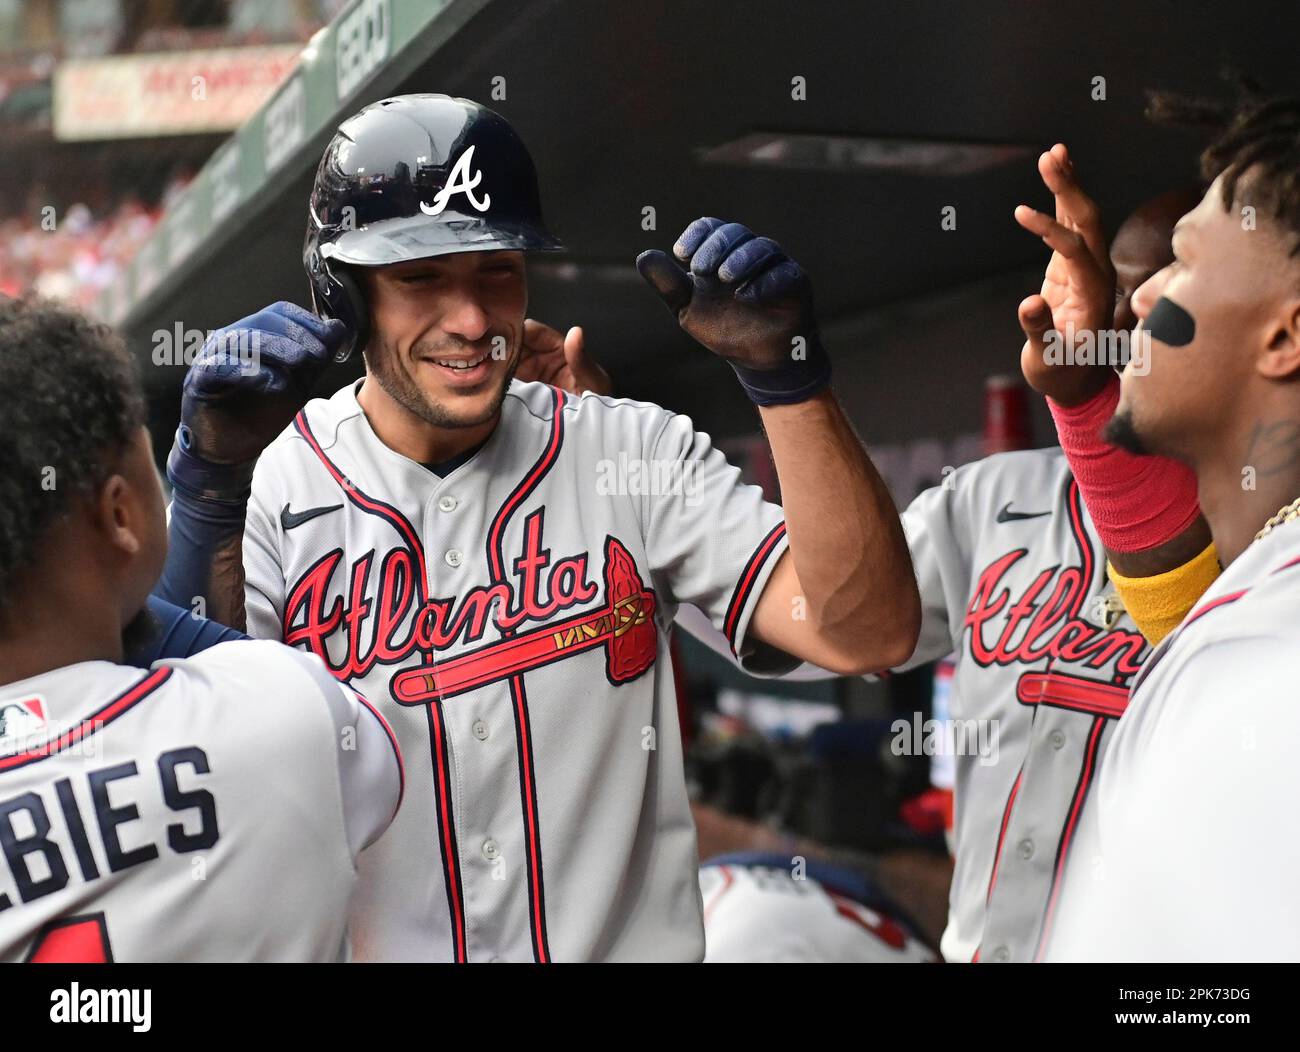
[242,378,794,961]
[894,447,1149,962]
[678,448,1150,961]
[0,640,402,962]
[1048,519,1300,961]
[700,862,935,962]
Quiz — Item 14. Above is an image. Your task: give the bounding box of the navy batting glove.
[169,302,346,502]
[637,218,830,405]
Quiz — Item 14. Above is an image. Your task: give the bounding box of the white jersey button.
[992,945,1011,962]
[438,495,459,513]
[1017,838,1034,860]
[1049,730,1065,749]
[482,839,500,861]
[445,549,464,568]
[472,719,489,741]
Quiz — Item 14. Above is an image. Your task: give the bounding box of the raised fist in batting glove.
[636,218,830,404]
[170,301,347,501]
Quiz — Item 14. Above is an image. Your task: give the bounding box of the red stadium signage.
[53,46,302,141]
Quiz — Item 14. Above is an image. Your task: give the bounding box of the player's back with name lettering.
[0,640,381,962]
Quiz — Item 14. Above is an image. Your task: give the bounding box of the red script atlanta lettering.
[283,509,600,681]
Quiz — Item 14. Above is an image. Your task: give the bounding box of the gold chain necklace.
[1256,496,1300,541]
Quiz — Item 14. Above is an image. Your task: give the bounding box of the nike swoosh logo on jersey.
[281,503,344,530]
[995,502,1050,523]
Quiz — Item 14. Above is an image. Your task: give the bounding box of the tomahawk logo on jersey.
[242,378,794,962]
[0,641,403,963]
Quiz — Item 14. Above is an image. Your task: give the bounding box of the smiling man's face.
[360,250,528,430]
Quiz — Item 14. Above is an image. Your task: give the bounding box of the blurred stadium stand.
[0,0,343,308]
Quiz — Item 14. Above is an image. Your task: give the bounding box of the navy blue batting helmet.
[304,94,563,362]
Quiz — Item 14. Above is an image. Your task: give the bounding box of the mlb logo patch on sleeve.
[0,696,48,753]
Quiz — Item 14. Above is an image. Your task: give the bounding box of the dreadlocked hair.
[1147,72,1300,256]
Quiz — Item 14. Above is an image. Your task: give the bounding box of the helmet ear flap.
[333,267,370,363]
[306,251,370,363]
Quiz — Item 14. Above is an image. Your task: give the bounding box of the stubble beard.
[368,334,518,430]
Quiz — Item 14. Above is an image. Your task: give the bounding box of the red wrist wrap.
[1048,378,1201,553]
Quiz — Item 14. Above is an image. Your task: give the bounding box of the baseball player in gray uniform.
[679,163,1201,962]
[159,95,919,962]
[684,446,1145,962]
[0,297,403,963]
[1049,94,1300,961]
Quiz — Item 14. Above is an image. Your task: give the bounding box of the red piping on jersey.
[702,864,735,923]
[353,689,406,818]
[1143,554,1300,688]
[508,676,547,955]
[1064,479,1095,591]
[483,385,566,964]
[1184,589,1248,627]
[1131,555,1300,693]
[0,667,172,772]
[975,765,1024,959]
[973,477,1112,963]
[423,701,464,951]
[984,767,1022,908]
[724,521,788,654]
[293,410,468,964]
[1033,714,1106,961]
[1185,550,1300,629]
[292,415,432,588]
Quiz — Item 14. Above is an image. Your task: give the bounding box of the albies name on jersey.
[1,745,217,911]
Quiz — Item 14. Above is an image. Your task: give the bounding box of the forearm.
[1105,514,1212,578]
[156,487,250,631]
[758,389,920,665]
[156,428,254,631]
[1048,382,1217,642]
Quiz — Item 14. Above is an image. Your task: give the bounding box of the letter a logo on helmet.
[421,146,492,216]
[303,95,562,363]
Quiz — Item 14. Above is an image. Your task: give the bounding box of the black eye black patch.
[1145,296,1196,347]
